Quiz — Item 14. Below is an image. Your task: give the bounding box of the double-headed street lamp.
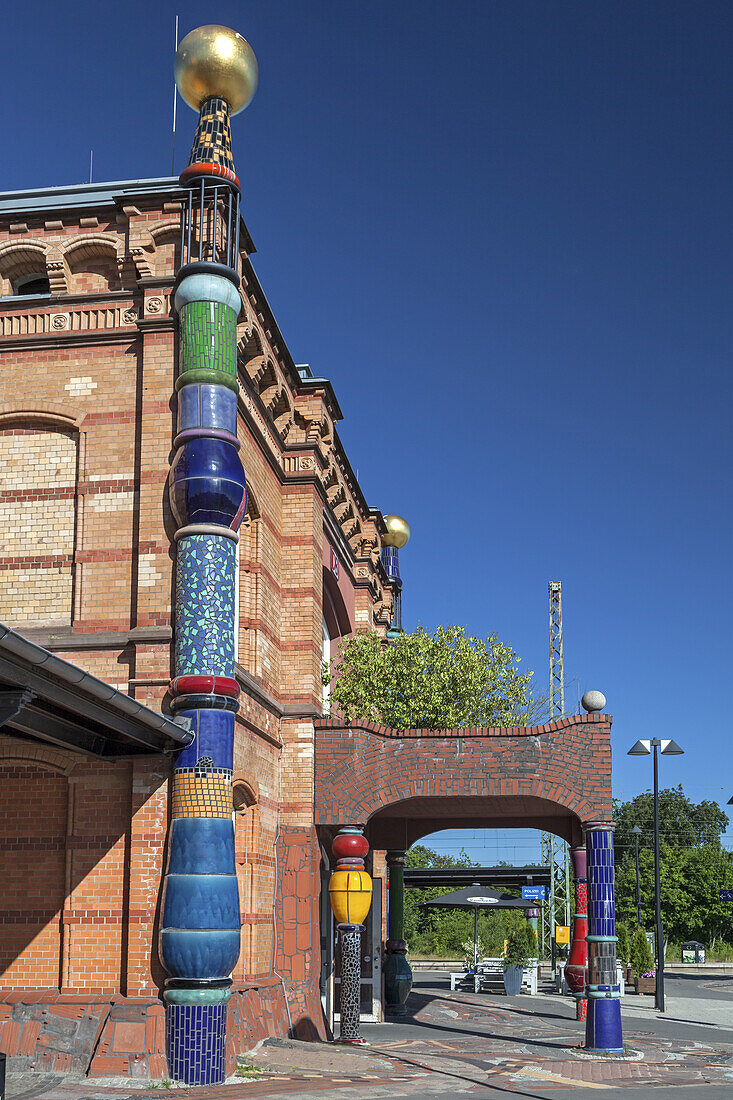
[630,824,643,928]
[627,737,684,1014]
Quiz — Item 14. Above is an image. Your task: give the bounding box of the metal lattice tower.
[549,581,564,718]
[541,581,571,965]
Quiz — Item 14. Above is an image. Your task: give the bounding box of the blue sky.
[5,2,732,856]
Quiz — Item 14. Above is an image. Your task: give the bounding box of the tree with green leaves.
[614,787,733,947]
[613,785,728,855]
[327,624,538,728]
[402,844,528,957]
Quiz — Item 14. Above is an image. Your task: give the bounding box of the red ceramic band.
[170,675,240,698]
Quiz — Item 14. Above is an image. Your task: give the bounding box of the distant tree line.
[402,787,733,960]
[614,785,733,953]
[403,845,528,958]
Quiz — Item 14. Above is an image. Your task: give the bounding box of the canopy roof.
[420,884,536,911]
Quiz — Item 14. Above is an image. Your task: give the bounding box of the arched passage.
[364,793,584,849]
[314,712,613,845]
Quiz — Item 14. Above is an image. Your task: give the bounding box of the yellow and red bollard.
[328,827,372,1043]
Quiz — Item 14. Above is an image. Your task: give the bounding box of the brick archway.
[315,712,613,848]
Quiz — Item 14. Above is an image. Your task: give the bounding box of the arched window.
[237,489,261,675]
[322,567,353,715]
[13,274,50,297]
[322,611,331,714]
[0,422,78,627]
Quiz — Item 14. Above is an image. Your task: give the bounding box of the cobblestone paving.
[7,986,733,1099]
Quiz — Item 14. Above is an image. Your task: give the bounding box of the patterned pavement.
[7,981,733,1099]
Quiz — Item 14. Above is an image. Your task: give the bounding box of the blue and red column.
[584,821,623,1052]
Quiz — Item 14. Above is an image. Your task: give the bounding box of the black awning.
[0,623,192,758]
[405,866,551,891]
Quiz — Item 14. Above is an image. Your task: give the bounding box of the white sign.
[466,896,499,906]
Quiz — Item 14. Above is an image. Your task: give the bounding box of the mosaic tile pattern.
[166,1002,226,1085]
[584,824,622,1052]
[171,770,233,819]
[187,97,235,171]
[179,301,237,381]
[381,545,400,581]
[175,708,235,771]
[174,534,236,676]
[164,81,243,1085]
[338,928,363,1042]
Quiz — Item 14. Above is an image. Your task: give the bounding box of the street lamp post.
[630,824,642,928]
[627,737,684,1014]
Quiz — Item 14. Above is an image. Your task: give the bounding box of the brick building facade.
[0,177,395,1074]
[0,175,619,1074]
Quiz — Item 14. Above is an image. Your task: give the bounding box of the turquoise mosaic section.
[174,534,236,677]
[179,301,237,380]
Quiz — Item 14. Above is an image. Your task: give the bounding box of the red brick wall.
[0,764,67,988]
[0,185,394,1066]
[315,713,614,848]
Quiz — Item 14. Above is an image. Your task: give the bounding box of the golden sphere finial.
[175,25,258,115]
[382,515,410,549]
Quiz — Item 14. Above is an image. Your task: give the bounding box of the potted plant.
[503,927,530,996]
[631,926,656,995]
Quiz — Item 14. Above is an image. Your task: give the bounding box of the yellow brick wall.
[0,427,76,625]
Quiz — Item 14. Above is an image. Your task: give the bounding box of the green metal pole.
[384,851,413,1015]
[387,852,405,941]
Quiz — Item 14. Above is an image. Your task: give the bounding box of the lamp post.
[630,825,643,928]
[627,737,684,1013]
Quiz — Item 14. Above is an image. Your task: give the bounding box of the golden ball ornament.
[382,514,411,549]
[175,25,258,115]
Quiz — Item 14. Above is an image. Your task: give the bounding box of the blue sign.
[522,886,549,901]
[719,890,733,902]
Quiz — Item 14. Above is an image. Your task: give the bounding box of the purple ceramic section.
[174,427,240,450]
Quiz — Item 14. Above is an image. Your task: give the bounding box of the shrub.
[504,926,531,967]
[631,926,655,977]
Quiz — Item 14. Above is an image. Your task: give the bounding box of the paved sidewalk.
[6,978,733,1100]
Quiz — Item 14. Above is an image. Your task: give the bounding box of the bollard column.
[565,846,589,1021]
[384,851,413,1015]
[328,827,373,1043]
[584,821,623,1052]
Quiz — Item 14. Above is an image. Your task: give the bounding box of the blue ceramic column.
[380,515,410,637]
[158,25,258,1085]
[584,821,624,1053]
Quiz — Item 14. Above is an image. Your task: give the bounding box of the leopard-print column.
[338,927,362,1041]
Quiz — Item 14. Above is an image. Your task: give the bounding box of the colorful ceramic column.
[381,515,410,636]
[564,846,589,1021]
[328,827,373,1043]
[384,851,413,1015]
[158,25,258,1086]
[584,822,623,1052]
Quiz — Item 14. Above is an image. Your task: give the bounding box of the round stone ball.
[581,690,607,713]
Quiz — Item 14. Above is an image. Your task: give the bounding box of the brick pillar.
[126,759,169,997]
